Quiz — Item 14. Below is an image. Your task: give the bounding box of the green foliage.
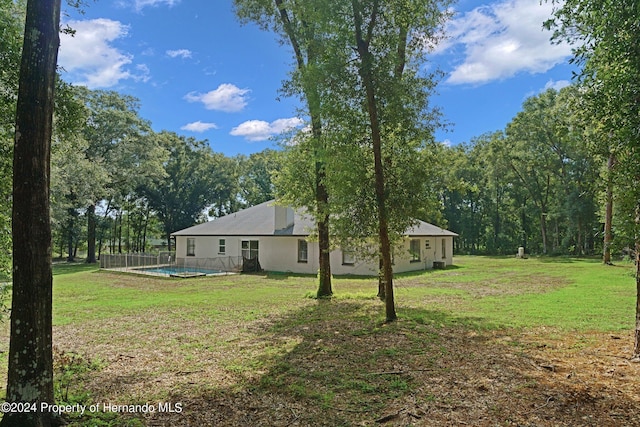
[235,148,281,208]
[546,0,640,251]
[136,131,238,245]
[442,87,601,256]
[0,0,25,277]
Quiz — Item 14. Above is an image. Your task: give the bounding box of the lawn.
[1,255,639,426]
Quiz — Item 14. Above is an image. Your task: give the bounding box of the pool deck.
[102,266,237,278]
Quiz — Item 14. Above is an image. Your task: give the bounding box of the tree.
[236,148,281,207]
[546,0,640,358]
[0,0,25,277]
[324,0,450,321]
[1,0,61,425]
[234,0,334,298]
[72,87,163,262]
[137,131,232,250]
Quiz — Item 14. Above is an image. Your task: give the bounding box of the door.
[241,240,259,260]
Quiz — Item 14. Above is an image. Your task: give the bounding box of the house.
[171,200,457,275]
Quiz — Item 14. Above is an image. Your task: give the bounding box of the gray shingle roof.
[171,200,457,237]
[171,201,315,236]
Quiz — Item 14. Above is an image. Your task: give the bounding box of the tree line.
[49,86,283,261]
[2,0,640,424]
[442,86,602,257]
[1,0,638,301]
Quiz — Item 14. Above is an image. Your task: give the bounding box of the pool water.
[136,266,223,276]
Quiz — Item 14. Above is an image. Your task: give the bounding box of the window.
[410,239,421,262]
[298,240,308,263]
[442,238,446,259]
[186,238,196,257]
[342,250,355,266]
[425,240,431,249]
[219,238,226,254]
[241,240,259,260]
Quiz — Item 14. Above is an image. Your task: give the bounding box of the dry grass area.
[54,296,640,426]
[3,257,640,426]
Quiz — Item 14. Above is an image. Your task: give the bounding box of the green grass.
[443,256,635,331]
[52,255,636,331]
[3,255,638,426]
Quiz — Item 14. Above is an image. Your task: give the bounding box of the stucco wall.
[174,235,454,275]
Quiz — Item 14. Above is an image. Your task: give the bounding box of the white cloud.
[59,19,149,88]
[184,84,250,113]
[133,0,180,11]
[180,121,219,132]
[438,0,573,85]
[230,117,304,142]
[166,49,192,59]
[543,79,571,91]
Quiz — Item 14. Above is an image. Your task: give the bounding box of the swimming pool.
[135,266,224,276]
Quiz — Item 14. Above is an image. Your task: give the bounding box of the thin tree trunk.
[540,213,548,255]
[117,211,123,253]
[66,212,74,262]
[274,0,332,297]
[603,153,615,264]
[142,206,149,253]
[633,203,640,360]
[378,257,385,300]
[352,0,396,322]
[2,0,61,425]
[86,203,97,263]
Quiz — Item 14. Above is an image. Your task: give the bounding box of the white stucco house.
[171,200,457,275]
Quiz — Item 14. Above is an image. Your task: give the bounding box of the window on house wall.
[219,238,226,254]
[342,250,355,265]
[410,239,421,262]
[425,239,431,249]
[298,239,308,263]
[442,238,446,259]
[187,238,196,256]
[241,240,259,260]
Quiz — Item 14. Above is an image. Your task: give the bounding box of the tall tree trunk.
[316,198,332,297]
[634,203,640,360]
[142,206,149,253]
[2,0,61,426]
[603,153,615,264]
[66,211,74,262]
[377,257,385,300]
[274,0,332,297]
[86,203,97,263]
[353,0,396,322]
[117,211,122,253]
[313,110,332,298]
[540,213,548,255]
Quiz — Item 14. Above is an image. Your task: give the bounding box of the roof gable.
[171,201,315,236]
[171,200,457,237]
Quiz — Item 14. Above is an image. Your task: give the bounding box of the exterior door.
[241,240,259,260]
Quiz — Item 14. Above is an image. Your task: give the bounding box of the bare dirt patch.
[52,299,640,426]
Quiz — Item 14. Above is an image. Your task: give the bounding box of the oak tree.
[1,0,61,425]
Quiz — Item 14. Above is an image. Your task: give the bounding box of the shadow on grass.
[137,298,639,427]
[52,262,100,276]
[264,271,316,280]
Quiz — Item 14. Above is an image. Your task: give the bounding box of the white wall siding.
[175,235,454,275]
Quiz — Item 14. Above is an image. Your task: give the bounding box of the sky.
[58,0,577,156]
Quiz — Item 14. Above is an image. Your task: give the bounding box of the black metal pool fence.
[99,252,243,273]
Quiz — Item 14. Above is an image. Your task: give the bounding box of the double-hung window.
[186,238,196,257]
[342,250,355,266]
[298,239,308,263]
[409,239,421,262]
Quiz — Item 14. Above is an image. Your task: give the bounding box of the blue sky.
[59,0,576,156]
